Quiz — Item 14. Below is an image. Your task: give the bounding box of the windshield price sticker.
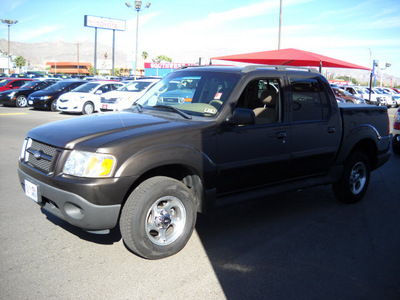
[25,180,39,202]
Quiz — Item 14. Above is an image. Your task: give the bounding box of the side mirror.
[227,108,255,126]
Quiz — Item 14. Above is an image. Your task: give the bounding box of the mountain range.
[0,38,132,70]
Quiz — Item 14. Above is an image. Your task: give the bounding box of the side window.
[290,78,328,122]
[99,84,111,93]
[236,78,281,124]
[13,81,24,87]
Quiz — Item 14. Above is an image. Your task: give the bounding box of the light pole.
[125,1,151,79]
[1,19,18,75]
[379,63,391,87]
[76,43,80,76]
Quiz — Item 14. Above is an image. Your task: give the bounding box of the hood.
[102,90,143,100]
[59,92,90,101]
[29,89,62,97]
[0,89,13,96]
[28,112,170,149]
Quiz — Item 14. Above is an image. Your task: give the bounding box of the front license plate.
[25,180,39,202]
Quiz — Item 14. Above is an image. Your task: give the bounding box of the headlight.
[8,91,16,98]
[63,150,116,178]
[40,95,52,100]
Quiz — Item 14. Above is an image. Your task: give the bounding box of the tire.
[82,102,94,115]
[16,95,27,107]
[50,99,58,111]
[120,176,197,259]
[333,151,370,204]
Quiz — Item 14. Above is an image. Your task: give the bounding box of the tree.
[152,55,172,63]
[142,51,148,61]
[14,56,26,73]
[88,66,99,76]
[114,68,121,77]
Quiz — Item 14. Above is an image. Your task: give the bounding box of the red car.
[0,78,34,92]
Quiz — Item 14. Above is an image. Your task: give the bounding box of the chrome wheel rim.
[349,162,367,194]
[17,96,27,107]
[145,196,186,246]
[84,104,94,114]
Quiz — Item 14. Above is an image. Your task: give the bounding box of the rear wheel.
[120,176,197,259]
[82,102,94,114]
[333,151,370,203]
[16,95,27,107]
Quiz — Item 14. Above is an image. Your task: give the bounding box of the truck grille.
[24,139,58,173]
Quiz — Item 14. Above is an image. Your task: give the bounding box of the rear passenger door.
[288,77,341,177]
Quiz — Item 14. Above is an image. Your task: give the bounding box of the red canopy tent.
[211,48,370,71]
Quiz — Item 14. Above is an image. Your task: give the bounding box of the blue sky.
[1,0,400,78]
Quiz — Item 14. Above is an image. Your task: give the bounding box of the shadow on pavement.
[195,172,400,300]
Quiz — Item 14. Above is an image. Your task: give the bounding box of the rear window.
[290,78,329,122]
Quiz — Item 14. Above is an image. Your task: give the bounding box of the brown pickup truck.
[18,65,391,259]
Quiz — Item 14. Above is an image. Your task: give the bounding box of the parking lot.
[1,106,399,300]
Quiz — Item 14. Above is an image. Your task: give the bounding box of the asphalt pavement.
[1,106,399,300]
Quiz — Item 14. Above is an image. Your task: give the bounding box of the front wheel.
[16,95,27,107]
[120,176,197,259]
[50,99,58,111]
[82,102,94,114]
[333,151,370,204]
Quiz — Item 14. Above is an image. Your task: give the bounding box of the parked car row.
[0,80,55,107]
[339,85,400,107]
[0,76,160,114]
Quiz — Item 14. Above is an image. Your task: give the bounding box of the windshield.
[0,79,13,87]
[44,81,74,92]
[354,87,367,94]
[117,81,153,92]
[71,82,100,93]
[20,81,40,89]
[136,70,240,118]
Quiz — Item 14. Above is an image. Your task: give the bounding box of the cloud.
[9,0,24,11]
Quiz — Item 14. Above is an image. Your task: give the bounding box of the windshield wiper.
[152,105,192,119]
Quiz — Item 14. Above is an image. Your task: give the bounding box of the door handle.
[328,127,336,133]
[276,132,287,139]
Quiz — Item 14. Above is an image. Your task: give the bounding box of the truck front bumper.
[18,168,121,231]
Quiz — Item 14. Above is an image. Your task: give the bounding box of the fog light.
[64,202,84,220]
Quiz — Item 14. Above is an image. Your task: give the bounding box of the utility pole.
[76,43,80,76]
[278,0,282,49]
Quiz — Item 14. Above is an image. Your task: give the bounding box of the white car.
[57,81,124,114]
[393,108,400,154]
[372,87,396,108]
[100,78,160,112]
[382,88,400,107]
[341,86,370,100]
[362,88,388,106]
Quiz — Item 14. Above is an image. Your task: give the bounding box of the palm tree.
[142,51,148,61]
[14,56,26,73]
